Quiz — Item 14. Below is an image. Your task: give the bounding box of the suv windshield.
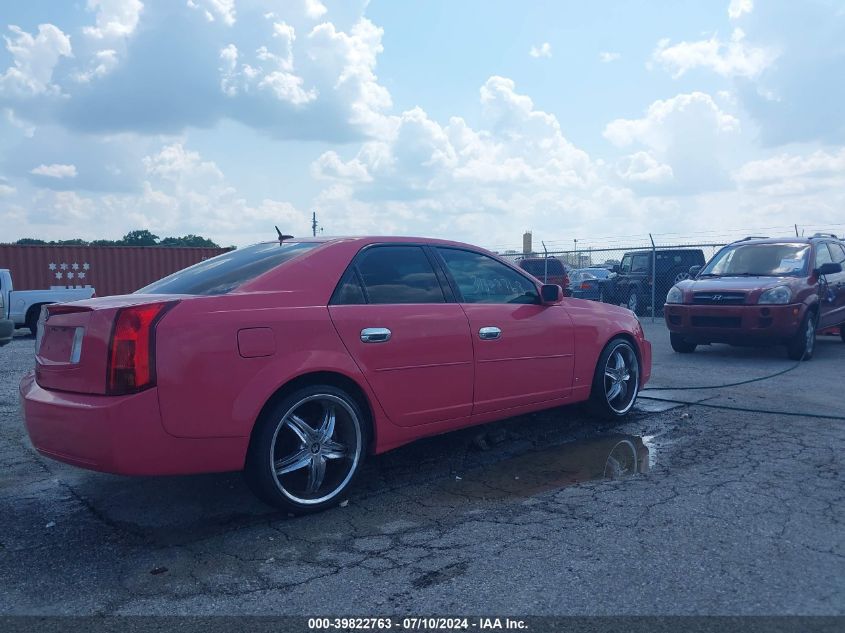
[701,243,810,277]
[137,241,319,295]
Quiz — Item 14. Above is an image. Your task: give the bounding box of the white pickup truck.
[0,269,96,335]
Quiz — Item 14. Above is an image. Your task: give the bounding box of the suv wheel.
[626,290,643,316]
[786,311,817,361]
[245,385,367,513]
[670,333,697,353]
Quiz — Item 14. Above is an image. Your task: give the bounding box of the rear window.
[136,242,319,295]
[519,259,564,276]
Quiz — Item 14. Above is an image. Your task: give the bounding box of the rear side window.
[815,244,833,268]
[137,242,318,295]
[830,243,845,263]
[438,248,539,304]
[631,254,650,273]
[355,246,445,304]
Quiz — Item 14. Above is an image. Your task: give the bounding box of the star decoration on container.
[48,263,56,271]
[83,263,90,270]
[67,272,75,279]
[78,272,86,279]
[55,272,62,279]
[72,263,79,270]
[60,263,68,270]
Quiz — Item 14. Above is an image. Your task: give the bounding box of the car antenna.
[275,226,294,244]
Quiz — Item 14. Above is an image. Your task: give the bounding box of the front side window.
[438,248,539,304]
[620,255,632,273]
[137,241,319,295]
[631,254,650,273]
[815,243,834,268]
[701,243,810,277]
[355,246,445,304]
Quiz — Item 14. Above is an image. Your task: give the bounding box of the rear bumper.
[19,373,247,475]
[663,303,806,343]
[0,318,12,346]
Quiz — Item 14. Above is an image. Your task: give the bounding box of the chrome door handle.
[360,327,391,343]
[478,326,501,340]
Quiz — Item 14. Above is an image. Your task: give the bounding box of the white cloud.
[599,51,620,63]
[652,28,776,78]
[0,24,73,98]
[187,0,236,26]
[734,148,845,195]
[728,0,753,19]
[31,163,78,179]
[83,0,144,39]
[604,92,741,192]
[529,42,552,59]
[0,183,16,196]
[304,0,328,20]
[74,49,119,83]
[617,151,673,184]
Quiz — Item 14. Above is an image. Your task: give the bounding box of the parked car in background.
[0,268,95,335]
[517,257,569,293]
[0,317,12,346]
[664,234,845,359]
[605,249,706,315]
[569,268,612,301]
[20,236,651,514]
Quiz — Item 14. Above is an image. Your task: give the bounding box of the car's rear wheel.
[244,385,367,513]
[587,338,641,419]
[670,332,697,353]
[786,310,817,361]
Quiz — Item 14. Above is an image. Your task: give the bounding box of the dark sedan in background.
[569,268,612,301]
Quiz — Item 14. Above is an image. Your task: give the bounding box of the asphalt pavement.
[0,322,842,616]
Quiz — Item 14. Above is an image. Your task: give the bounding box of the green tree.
[15,238,47,245]
[159,234,220,248]
[120,229,159,246]
[90,239,118,246]
[51,239,89,245]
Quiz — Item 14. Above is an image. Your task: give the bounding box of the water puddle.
[447,434,651,500]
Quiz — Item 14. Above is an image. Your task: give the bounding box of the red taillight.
[580,282,592,289]
[106,302,176,395]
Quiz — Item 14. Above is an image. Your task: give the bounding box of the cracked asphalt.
[1,322,843,615]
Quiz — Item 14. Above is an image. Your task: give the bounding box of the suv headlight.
[758,286,791,304]
[666,285,683,304]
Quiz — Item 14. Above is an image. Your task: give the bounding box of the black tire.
[587,338,641,419]
[25,305,43,336]
[786,310,817,361]
[626,289,644,316]
[670,333,697,353]
[244,384,368,514]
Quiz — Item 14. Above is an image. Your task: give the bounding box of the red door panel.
[461,303,575,415]
[329,304,474,427]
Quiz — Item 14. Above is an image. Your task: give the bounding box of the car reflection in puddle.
[448,434,652,500]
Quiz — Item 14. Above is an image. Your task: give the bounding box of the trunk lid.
[35,294,182,395]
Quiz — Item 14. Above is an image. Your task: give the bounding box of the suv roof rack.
[735,236,770,242]
[811,232,839,239]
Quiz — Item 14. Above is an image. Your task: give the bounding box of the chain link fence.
[499,242,727,321]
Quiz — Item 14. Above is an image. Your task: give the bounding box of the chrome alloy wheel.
[603,343,640,415]
[269,394,362,506]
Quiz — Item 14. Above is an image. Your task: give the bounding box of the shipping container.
[0,244,232,297]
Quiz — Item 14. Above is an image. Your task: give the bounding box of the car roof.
[727,236,841,246]
[254,235,500,253]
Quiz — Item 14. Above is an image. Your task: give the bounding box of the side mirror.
[688,265,702,278]
[814,262,842,277]
[611,264,621,274]
[541,284,563,304]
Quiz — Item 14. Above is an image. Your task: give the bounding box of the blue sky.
[1,0,843,249]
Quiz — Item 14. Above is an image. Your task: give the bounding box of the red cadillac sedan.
[20,237,651,513]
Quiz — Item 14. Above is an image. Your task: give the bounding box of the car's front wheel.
[786,310,817,361]
[587,338,641,419]
[670,332,697,353]
[244,385,367,513]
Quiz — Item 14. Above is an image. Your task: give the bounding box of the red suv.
[518,257,570,292]
[664,234,845,360]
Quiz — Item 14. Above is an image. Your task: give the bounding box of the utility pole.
[312,211,318,237]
